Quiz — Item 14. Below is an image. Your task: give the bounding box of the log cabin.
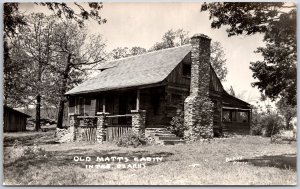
[65,34,252,142]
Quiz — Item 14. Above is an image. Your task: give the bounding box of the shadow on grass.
[4,148,174,178]
[4,132,57,147]
[236,153,296,171]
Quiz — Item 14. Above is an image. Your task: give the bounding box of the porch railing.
[105,114,133,142]
[69,110,146,143]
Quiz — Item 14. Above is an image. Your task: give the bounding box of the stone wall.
[184,34,214,140]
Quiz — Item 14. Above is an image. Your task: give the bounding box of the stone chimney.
[184,34,214,140]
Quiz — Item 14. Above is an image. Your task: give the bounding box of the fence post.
[96,112,109,143]
[69,113,79,141]
[131,110,146,139]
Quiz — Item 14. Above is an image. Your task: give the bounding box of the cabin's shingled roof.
[65,45,192,95]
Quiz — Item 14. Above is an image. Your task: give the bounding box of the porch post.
[131,110,146,139]
[96,112,109,143]
[69,113,79,141]
[136,89,140,111]
[102,95,106,112]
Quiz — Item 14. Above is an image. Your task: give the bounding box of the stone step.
[158,136,182,140]
[153,133,177,137]
[162,140,186,145]
[146,128,168,131]
[146,130,171,134]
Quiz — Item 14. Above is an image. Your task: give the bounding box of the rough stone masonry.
[184,34,214,140]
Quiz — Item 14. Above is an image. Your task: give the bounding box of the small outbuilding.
[3,106,31,132]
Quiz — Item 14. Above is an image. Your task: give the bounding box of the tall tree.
[4,3,107,130]
[201,2,296,105]
[4,2,106,35]
[109,46,146,60]
[149,29,228,81]
[3,3,27,106]
[229,86,235,97]
[210,41,228,81]
[9,13,57,131]
[51,21,106,128]
[130,46,147,56]
[276,98,297,130]
[110,47,130,59]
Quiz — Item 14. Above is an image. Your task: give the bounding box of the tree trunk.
[36,55,42,131]
[35,94,41,131]
[56,99,65,129]
[56,54,72,129]
[3,34,10,106]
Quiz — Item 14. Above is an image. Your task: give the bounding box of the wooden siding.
[4,107,29,132]
[166,53,191,86]
[222,122,250,135]
[209,66,223,92]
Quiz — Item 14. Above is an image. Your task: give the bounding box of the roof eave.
[65,81,167,96]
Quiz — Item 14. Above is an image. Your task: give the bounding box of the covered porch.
[67,86,167,142]
[221,93,252,135]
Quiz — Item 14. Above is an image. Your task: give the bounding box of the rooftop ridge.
[65,44,192,95]
[99,44,192,65]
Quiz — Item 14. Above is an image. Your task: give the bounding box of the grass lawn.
[3,132,297,185]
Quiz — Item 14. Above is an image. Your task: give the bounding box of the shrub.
[251,111,264,135]
[167,110,187,137]
[8,141,47,162]
[116,132,146,148]
[251,109,284,137]
[263,114,284,137]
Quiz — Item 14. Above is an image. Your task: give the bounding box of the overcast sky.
[19,2,268,105]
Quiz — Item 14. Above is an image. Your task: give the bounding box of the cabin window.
[182,63,191,77]
[222,110,250,123]
[237,112,249,123]
[222,110,231,122]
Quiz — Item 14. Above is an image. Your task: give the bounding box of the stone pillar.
[96,112,109,143]
[184,34,214,140]
[69,113,79,141]
[131,110,146,138]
